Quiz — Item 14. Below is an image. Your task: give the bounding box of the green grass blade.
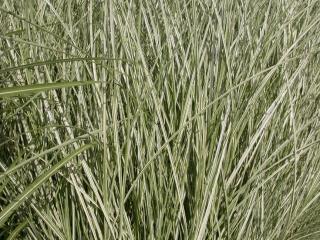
[0,81,96,98]
[7,219,29,240]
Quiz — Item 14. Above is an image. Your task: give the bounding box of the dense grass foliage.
[1,0,320,239]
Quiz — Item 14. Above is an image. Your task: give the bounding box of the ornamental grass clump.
[1,0,320,239]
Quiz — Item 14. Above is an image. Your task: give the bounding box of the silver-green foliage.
[1,0,320,239]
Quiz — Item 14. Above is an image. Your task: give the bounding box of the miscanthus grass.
[1,0,320,239]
